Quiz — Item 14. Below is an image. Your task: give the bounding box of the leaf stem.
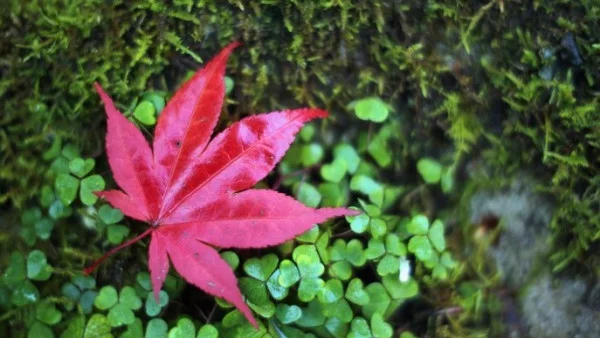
[84,227,153,275]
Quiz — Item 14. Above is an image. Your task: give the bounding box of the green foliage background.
[1,0,599,337]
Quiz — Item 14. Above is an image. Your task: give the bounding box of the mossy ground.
[1,1,599,337]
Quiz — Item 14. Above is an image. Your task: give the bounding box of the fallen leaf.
[86,42,358,328]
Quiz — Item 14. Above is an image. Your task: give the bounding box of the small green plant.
[61,274,97,314]
[130,91,167,126]
[416,157,455,194]
[94,286,142,327]
[347,97,393,123]
[406,215,457,280]
[52,144,105,206]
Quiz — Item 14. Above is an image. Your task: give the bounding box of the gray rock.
[469,180,552,288]
[469,180,600,337]
[521,274,600,338]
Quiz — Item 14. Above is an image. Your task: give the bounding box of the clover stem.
[83,227,154,275]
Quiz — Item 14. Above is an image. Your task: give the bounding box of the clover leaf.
[48,200,72,220]
[40,185,55,207]
[368,125,394,167]
[83,314,111,338]
[377,254,399,276]
[220,251,240,270]
[365,238,385,260]
[318,279,344,304]
[135,272,152,297]
[3,252,41,307]
[55,173,79,205]
[240,277,276,318]
[221,309,268,336]
[61,274,97,314]
[223,76,235,95]
[297,275,325,302]
[94,286,141,327]
[361,283,391,318]
[80,175,105,206]
[334,144,361,174]
[385,234,407,256]
[94,286,118,310]
[3,251,26,288]
[417,158,442,184]
[320,158,347,183]
[21,208,42,230]
[347,317,372,338]
[107,225,130,245]
[20,208,56,245]
[295,253,324,279]
[267,269,289,300]
[50,155,70,175]
[145,290,169,317]
[61,314,85,338]
[27,250,52,281]
[298,124,315,142]
[382,275,419,300]
[321,298,353,323]
[325,316,349,337]
[329,239,366,281]
[275,304,302,324]
[121,319,144,338]
[36,300,62,325]
[345,279,370,306]
[296,301,326,328]
[120,286,142,310]
[277,259,300,288]
[428,219,446,252]
[167,318,195,338]
[330,261,352,280]
[146,318,168,338]
[141,91,167,113]
[408,235,433,261]
[319,182,349,208]
[370,218,387,238]
[69,158,95,178]
[12,281,40,307]
[350,176,384,207]
[243,254,278,282]
[107,304,135,327]
[371,313,393,338]
[34,218,54,240]
[61,144,80,160]
[294,182,322,208]
[300,143,324,167]
[407,214,429,235]
[29,321,54,338]
[197,324,219,338]
[133,100,157,125]
[98,205,124,224]
[54,144,105,207]
[348,97,391,122]
[346,210,370,234]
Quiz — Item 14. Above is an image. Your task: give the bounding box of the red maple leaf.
[85,42,358,327]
